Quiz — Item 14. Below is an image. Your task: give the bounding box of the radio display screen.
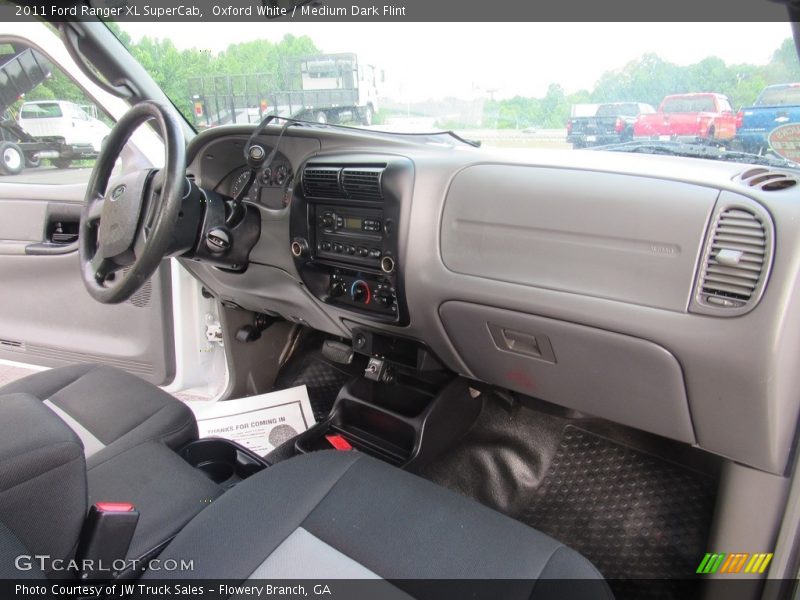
[344,217,363,230]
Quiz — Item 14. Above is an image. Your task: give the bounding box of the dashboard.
[182,123,800,478]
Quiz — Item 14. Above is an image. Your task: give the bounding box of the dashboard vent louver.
[302,164,385,200]
[738,167,797,192]
[341,168,383,201]
[693,203,773,315]
[302,167,342,199]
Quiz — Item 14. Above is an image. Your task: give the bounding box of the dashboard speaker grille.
[694,204,771,314]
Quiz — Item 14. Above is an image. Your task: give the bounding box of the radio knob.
[351,280,371,304]
[329,280,346,298]
[321,213,335,228]
[357,246,369,258]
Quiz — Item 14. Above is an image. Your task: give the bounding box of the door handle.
[487,323,557,364]
[25,240,78,255]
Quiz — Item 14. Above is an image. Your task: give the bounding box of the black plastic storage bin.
[179,438,269,489]
[295,377,481,468]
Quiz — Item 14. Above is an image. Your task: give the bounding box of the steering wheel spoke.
[86,194,105,224]
[89,252,117,283]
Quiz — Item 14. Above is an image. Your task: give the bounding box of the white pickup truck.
[18,100,110,155]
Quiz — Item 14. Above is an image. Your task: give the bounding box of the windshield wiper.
[591,140,798,170]
[245,114,482,148]
[439,130,481,147]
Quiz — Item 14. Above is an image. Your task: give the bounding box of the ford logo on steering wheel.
[110,184,126,202]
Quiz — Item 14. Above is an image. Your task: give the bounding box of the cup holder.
[196,460,236,484]
[180,438,269,488]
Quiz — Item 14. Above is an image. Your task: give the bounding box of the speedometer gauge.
[230,170,251,198]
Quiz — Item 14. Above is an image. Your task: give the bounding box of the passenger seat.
[145,451,613,598]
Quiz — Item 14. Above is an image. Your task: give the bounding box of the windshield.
[661,96,717,113]
[756,84,800,105]
[19,102,62,119]
[111,22,799,160]
[596,104,642,117]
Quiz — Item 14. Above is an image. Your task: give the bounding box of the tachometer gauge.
[230,169,251,199]
[260,167,272,185]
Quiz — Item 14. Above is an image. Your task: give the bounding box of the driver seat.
[0,363,197,468]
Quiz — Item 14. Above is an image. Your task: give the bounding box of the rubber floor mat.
[522,425,716,599]
[275,353,352,422]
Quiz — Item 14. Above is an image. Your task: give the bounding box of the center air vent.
[303,167,341,199]
[302,164,385,201]
[692,200,773,316]
[341,167,383,200]
[737,167,798,192]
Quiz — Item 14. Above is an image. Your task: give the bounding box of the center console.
[289,154,412,324]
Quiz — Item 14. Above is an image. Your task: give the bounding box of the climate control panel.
[288,154,412,325]
[327,272,398,316]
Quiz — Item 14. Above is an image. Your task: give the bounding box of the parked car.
[566,102,655,148]
[633,93,737,143]
[735,83,800,153]
[17,100,110,154]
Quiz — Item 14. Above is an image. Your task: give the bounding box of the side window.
[0,42,113,182]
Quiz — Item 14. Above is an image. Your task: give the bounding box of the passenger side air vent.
[692,200,773,316]
[737,167,798,192]
[302,167,342,199]
[341,167,383,201]
[302,164,385,200]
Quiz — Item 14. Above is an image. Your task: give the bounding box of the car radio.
[313,206,394,271]
[288,155,412,324]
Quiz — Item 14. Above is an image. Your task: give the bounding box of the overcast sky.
[119,22,793,101]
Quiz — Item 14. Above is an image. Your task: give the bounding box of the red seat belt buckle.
[95,502,135,513]
[325,433,353,451]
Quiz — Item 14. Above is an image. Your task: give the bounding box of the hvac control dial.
[350,280,371,304]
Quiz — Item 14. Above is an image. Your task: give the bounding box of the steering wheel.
[79,101,186,304]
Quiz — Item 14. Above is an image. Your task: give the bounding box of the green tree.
[487,37,800,128]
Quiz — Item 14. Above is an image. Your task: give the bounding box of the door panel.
[0,39,176,386]
[0,191,175,386]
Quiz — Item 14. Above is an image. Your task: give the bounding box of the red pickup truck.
[633,93,737,143]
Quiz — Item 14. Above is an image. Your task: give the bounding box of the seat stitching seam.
[86,402,181,450]
[50,369,174,444]
[86,417,195,471]
[527,544,563,600]
[44,364,104,400]
[239,453,365,583]
[299,452,365,529]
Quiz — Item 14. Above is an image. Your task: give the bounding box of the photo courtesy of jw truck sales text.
[0,2,799,600]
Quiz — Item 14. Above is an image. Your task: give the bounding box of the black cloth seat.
[146,451,612,599]
[0,369,220,579]
[0,364,197,468]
